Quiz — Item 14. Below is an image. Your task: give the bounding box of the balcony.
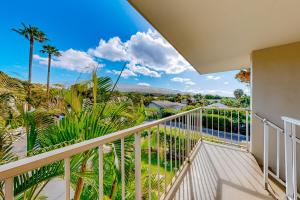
[0,107,299,200]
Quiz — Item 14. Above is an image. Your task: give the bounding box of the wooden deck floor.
[172,141,274,200]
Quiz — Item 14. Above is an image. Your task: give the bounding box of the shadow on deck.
[172,141,274,200]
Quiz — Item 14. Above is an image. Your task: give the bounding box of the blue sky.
[0,0,248,97]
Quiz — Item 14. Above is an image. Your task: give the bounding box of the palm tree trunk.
[109,177,117,199]
[27,36,34,111]
[46,54,51,100]
[73,161,87,200]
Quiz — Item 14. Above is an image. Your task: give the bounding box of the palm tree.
[12,23,47,106]
[40,45,61,99]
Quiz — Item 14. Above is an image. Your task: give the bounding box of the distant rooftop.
[205,102,229,108]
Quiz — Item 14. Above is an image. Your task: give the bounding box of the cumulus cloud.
[171,77,195,85]
[88,29,194,76]
[126,63,161,77]
[137,82,150,87]
[224,81,229,85]
[111,69,137,78]
[34,49,100,73]
[206,75,221,80]
[88,37,128,61]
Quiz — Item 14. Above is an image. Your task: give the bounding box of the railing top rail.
[0,107,200,180]
[203,107,250,111]
[254,113,284,132]
[282,116,300,126]
[0,106,249,180]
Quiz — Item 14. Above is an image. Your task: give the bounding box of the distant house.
[205,102,229,109]
[180,97,196,105]
[148,100,186,111]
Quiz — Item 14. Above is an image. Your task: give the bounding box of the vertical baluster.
[218,109,220,138]
[193,111,195,147]
[211,109,214,136]
[183,114,188,161]
[231,110,233,142]
[5,178,13,200]
[188,113,191,154]
[292,124,297,200]
[157,125,160,199]
[64,157,71,200]
[238,111,240,142]
[200,108,203,140]
[147,129,151,200]
[276,129,280,178]
[246,110,249,143]
[191,112,193,148]
[194,111,196,145]
[196,109,200,141]
[135,132,142,200]
[206,109,208,134]
[170,119,173,174]
[175,117,177,174]
[224,110,226,140]
[98,146,104,200]
[164,122,167,192]
[178,116,181,168]
[184,114,186,161]
[121,138,125,200]
[196,109,198,142]
[263,121,269,189]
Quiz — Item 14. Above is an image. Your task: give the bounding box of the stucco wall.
[251,42,300,184]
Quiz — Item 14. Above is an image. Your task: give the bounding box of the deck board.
[173,141,274,200]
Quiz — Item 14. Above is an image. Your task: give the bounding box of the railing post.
[263,120,269,189]
[135,132,142,200]
[64,157,71,200]
[98,145,104,200]
[5,177,13,200]
[291,124,297,200]
[284,120,294,199]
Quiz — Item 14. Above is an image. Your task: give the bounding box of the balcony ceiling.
[128,0,300,74]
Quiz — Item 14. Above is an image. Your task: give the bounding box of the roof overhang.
[128,0,300,74]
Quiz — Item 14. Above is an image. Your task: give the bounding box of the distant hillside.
[116,84,190,95]
[0,71,27,97]
[0,71,51,109]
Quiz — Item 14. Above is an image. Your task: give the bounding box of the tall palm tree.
[12,23,47,106]
[40,45,61,99]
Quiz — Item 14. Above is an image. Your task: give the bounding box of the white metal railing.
[255,114,300,200]
[201,107,250,150]
[282,116,300,200]
[0,107,249,200]
[254,113,284,189]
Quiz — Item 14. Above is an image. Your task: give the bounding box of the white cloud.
[224,81,229,85]
[171,77,195,85]
[88,29,194,76]
[126,63,161,77]
[88,37,128,62]
[34,49,100,73]
[111,69,137,78]
[206,75,221,80]
[137,82,150,87]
